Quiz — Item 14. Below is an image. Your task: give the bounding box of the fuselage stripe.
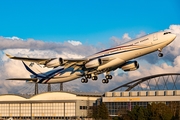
[38,68,64,83]
[90,42,164,61]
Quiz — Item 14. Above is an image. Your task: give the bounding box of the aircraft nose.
[171,34,176,40]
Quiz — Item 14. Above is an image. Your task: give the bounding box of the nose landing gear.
[158,48,163,57]
[158,52,163,57]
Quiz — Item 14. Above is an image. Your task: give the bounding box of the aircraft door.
[153,33,158,41]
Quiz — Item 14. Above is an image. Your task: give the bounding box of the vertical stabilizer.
[22,61,52,76]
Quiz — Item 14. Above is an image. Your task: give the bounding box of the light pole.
[129,99,132,111]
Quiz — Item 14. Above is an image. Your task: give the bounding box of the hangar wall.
[0,91,101,120]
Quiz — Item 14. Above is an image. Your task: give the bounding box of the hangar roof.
[0,91,101,102]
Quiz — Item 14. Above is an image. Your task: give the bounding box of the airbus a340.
[6,31,176,84]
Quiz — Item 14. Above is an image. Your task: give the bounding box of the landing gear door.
[153,33,158,41]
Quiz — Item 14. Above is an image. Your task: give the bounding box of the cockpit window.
[164,32,171,35]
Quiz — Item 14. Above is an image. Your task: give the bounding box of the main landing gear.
[102,75,112,84]
[81,74,98,83]
[81,74,113,84]
[81,78,88,83]
[92,76,98,80]
[158,48,163,57]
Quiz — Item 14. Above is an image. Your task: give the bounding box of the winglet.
[6,53,14,58]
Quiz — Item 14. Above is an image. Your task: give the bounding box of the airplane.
[6,31,176,84]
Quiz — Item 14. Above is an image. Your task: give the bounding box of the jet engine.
[121,61,139,72]
[85,58,103,68]
[45,58,64,68]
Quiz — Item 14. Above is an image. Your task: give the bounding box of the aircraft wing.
[6,53,87,68]
[6,54,54,65]
[6,53,119,73]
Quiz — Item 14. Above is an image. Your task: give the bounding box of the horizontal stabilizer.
[6,78,38,82]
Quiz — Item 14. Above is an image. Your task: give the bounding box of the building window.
[80,106,87,110]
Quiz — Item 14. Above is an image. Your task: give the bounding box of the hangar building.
[0,91,101,120]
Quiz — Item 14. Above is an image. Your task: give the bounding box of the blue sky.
[0,0,179,44]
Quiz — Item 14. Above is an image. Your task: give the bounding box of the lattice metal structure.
[110,73,180,92]
[13,83,71,95]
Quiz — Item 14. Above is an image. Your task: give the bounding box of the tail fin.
[22,61,52,77]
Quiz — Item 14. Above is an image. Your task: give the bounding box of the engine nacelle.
[45,58,64,68]
[85,58,102,68]
[121,61,139,72]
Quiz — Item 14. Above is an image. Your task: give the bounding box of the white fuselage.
[45,71,83,83]
[87,31,176,71]
[46,31,176,83]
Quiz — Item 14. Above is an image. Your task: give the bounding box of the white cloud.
[164,25,180,57]
[122,33,131,41]
[0,40,96,93]
[166,24,180,34]
[67,40,82,46]
[136,31,146,38]
[4,36,22,40]
[110,36,121,46]
[140,83,150,89]
[110,33,132,47]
